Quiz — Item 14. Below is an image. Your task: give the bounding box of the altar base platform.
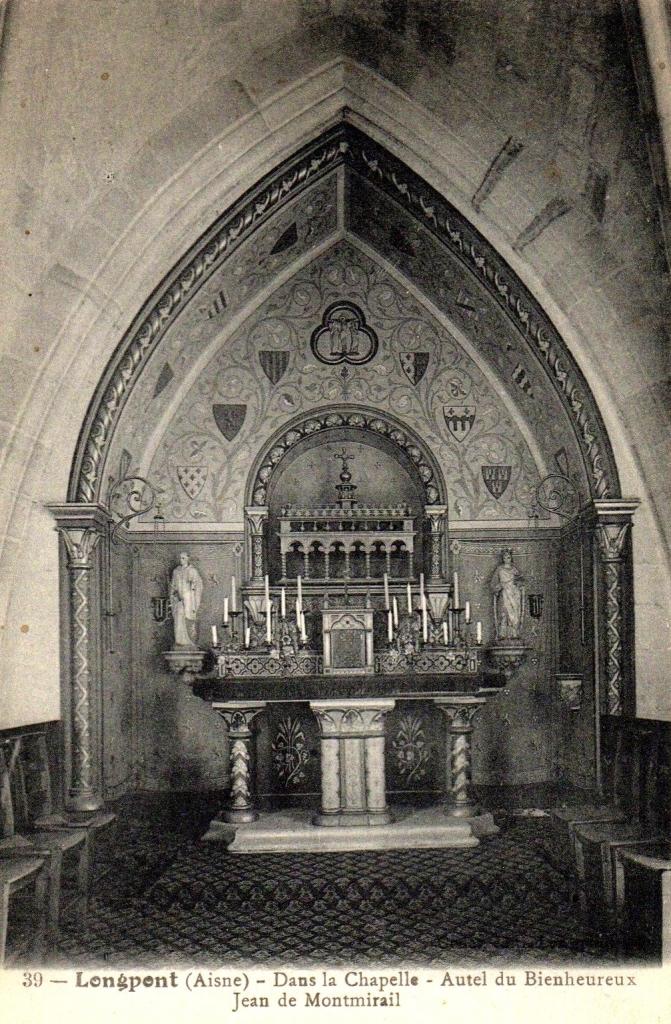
[202,805,499,853]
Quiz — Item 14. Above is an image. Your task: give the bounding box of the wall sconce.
[153,505,166,534]
[151,596,170,623]
[528,593,544,619]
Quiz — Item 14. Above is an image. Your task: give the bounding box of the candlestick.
[211,625,218,646]
[383,572,390,609]
[465,600,471,624]
[452,571,459,608]
[223,596,229,625]
[476,621,482,644]
[231,576,237,612]
[406,583,412,613]
[295,598,301,622]
[392,596,399,628]
[387,609,393,643]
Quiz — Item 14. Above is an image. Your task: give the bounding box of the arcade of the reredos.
[51,126,639,840]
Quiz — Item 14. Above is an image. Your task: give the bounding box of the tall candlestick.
[453,571,460,608]
[465,600,471,624]
[383,573,390,609]
[223,597,229,625]
[265,599,272,643]
[280,587,286,619]
[392,596,399,628]
[231,576,237,612]
[476,621,482,644]
[406,583,412,613]
[211,625,218,646]
[387,609,393,643]
[442,621,448,645]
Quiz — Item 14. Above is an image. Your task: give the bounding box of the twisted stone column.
[48,504,111,814]
[214,703,267,823]
[310,700,395,826]
[435,696,486,818]
[425,505,447,582]
[593,500,639,716]
[245,506,268,584]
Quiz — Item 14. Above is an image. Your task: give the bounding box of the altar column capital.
[425,504,448,582]
[245,505,269,583]
[47,503,113,814]
[590,498,640,716]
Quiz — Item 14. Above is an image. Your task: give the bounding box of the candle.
[211,625,218,646]
[406,583,412,613]
[419,572,425,596]
[223,597,229,625]
[264,574,270,603]
[448,611,454,644]
[300,610,307,643]
[231,576,237,612]
[265,599,272,643]
[297,574,302,608]
[465,600,471,624]
[387,609,393,642]
[453,571,460,608]
[442,621,448,645]
[422,603,428,643]
[476,621,482,644]
[244,625,251,648]
[281,587,286,619]
[383,573,390,609]
[392,596,399,628]
[295,598,301,622]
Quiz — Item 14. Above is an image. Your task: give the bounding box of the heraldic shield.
[443,404,476,441]
[176,466,208,499]
[481,464,512,499]
[212,403,246,441]
[259,350,290,385]
[400,352,430,385]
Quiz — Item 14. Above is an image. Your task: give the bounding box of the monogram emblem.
[310,301,378,366]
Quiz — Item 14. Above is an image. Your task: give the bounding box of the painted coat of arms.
[400,352,430,385]
[443,404,476,441]
[310,301,378,366]
[482,464,512,499]
[176,466,208,499]
[212,403,246,440]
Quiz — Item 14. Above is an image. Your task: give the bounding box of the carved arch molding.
[69,122,620,503]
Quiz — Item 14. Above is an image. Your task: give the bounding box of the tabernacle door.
[322,608,374,675]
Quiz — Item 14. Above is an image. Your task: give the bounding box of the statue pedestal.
[486,642,531,679]
[164,648,205,674]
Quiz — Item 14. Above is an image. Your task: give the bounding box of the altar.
[178,450,526,850]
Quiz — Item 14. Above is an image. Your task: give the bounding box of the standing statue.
[490,548,525,641]
[170,552,203,647]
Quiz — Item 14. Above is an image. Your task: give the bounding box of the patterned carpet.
[50,801,624,968]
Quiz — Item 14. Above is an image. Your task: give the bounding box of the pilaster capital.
[434,695,487,731]
[245,505,269,535]
[591,499,639,562]
[47,503,112,568]
[425,505,448,531]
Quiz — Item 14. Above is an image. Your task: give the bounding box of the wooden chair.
[0,737,89,943]
[0,740,49,965]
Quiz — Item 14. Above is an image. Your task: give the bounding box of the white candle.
[281,587,286,618]
[295,598,301,622]
[465,600,471,624]
[422,604,428,643]
[453,571,460,608]
[406,583,412,613]
[419,572,425,596]
[211,625,218,646]
[442,621,448,645]
[265,599,272,643]
[392,596,399,628]
[300,611,307,643]
[223,597,229,625]
[387,609,393,642]
[476,621,482,644]
[383,573,390,609]
[244,625,250,648]
[297,574,302,607]
[231,576,237,612]
[448,612,454,644]
[264,574,270,603]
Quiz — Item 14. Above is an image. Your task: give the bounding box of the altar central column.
[310,700,395,826]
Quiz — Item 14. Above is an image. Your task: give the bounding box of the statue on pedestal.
[490,548,525,641]
[170,552,203,647]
